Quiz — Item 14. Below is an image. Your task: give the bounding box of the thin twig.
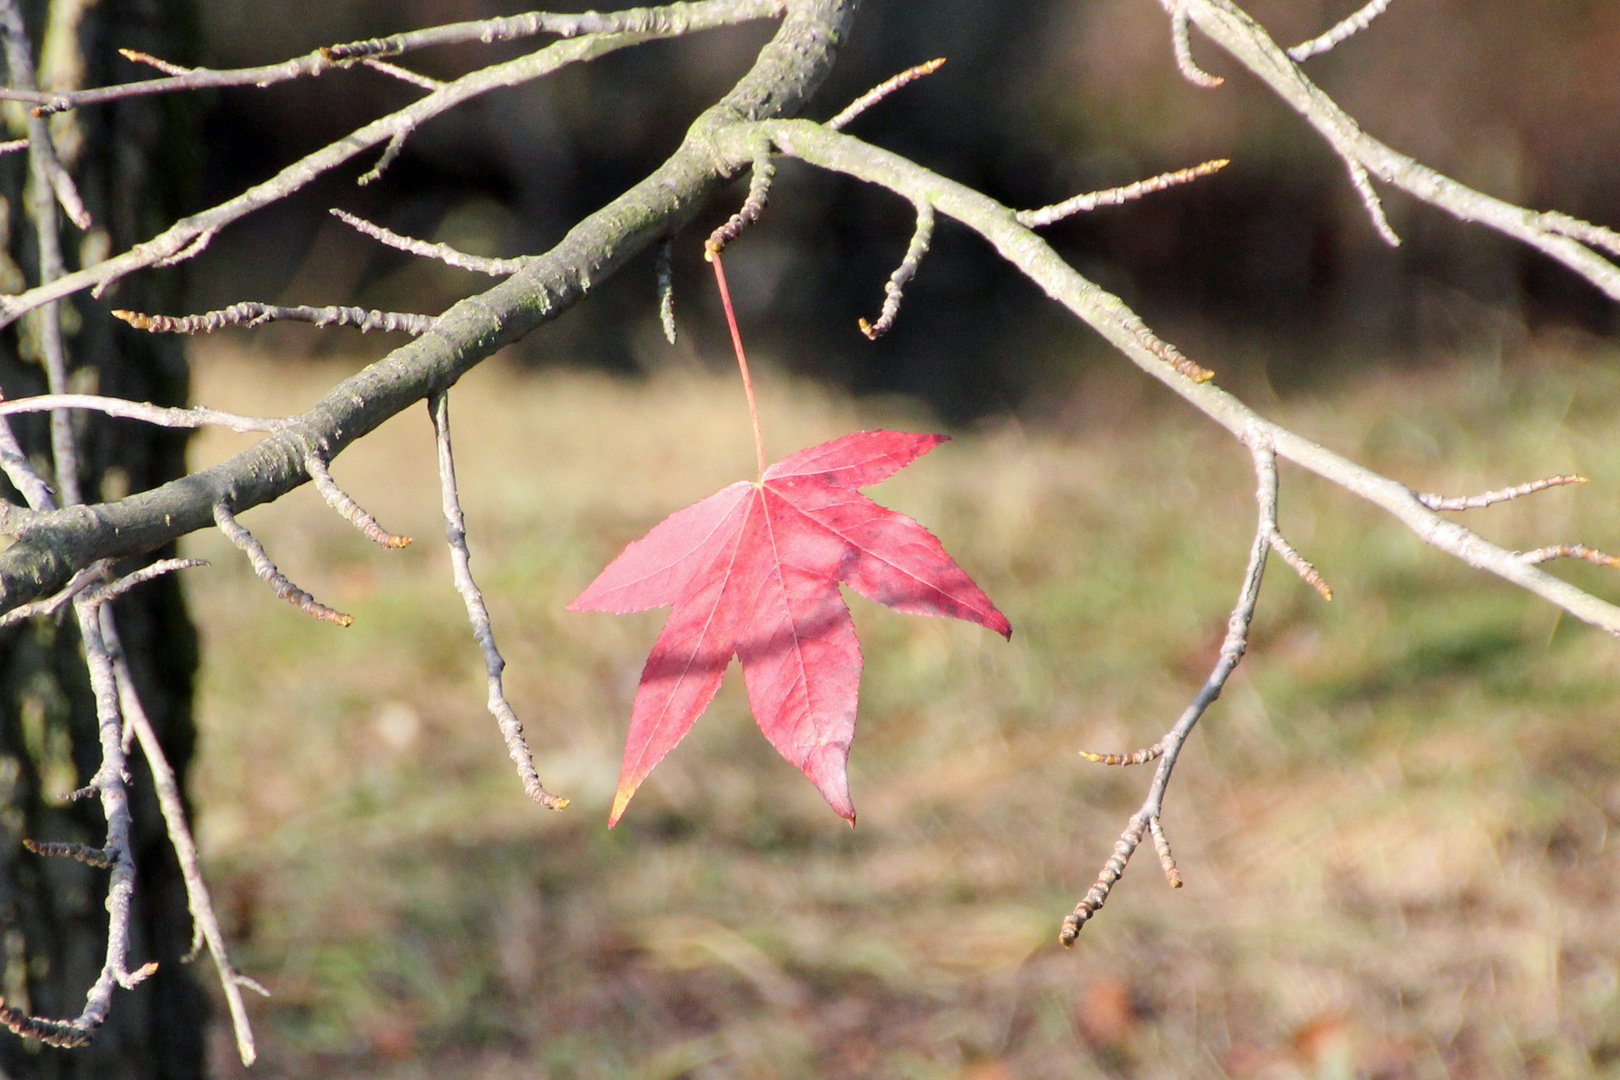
[706,147,775,256]
[2,0,83,508]
[116,302,436,336]
[331,209,524,276]
[21,840,115,868]
[1078,743,1165,766]
[1061,438,1275,943]
[1018,159,1229,228]
[213,503,354,626]
[361,58,443,91]
[0,0,90,227]
[657,237,678,344]
[0,0,780,328]
[430,393,568,810]
[101,607,263,1066]
[1177,0,1620,302]
[0,561,105,628]
[0,1,785,114]
[1537,212,1620,260]
[1169,2,1224,87]
[117,47,189,76]
[1347,159,1400,246]
[826,57,944,130]
[1288,0,1395,61]
[1149,815,1182,888]
[322,1,787,62]
[84,559,208,606]
[358,131,408,186]
[305,453,411,549]
[1,592,148,1048]
[1267,529,1333,600]
[1518,544,1620,570]
[859,201,932,339]
[1417,474,1586,512]
[750,119,1620,640]
[0,393,288,433]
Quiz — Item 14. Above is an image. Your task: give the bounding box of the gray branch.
[0,0,857,610]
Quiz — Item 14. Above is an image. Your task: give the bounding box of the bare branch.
[1288,0,1395,61]
[431,393,569,810]
[331,209,524,276]
[360,58,443,91]
[212,503,353,626]
[0,560,108,628]
[1537,212,1620,259]
[1518,544,1620,570]
[430,393,570,806]
[101,608,261,1065]
[1179,0,1620,301]
[116,47,189,76]
[0,393,288,433]
[322,1,787,62]
[305,453,411,549]
[1266,529,1333,600]
[0,0,90,227]
[706,147,775,256]
[1149,816,1182,888]
[1062,439,1276,942]
[0,2,785,115]
[1347,159,1400,246]
[750,119,1620,637]
[826,56,944,130]
[858,200,932,339]
[85,559,208,606]
[657,237,678,344]
[1,591,148,1048]
[116,302,435,337]
[1168,2,1224,87]
[1018,159,1228,229]
[1078,743,1165,766]
[1417,474,1586,512]
[21,839,115,868]
[0,0,790,329]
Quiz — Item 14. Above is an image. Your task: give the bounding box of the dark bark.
[0,0,205,1077]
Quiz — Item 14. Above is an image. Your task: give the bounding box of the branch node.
[705,149,775,258]
[1348,160,1400,246]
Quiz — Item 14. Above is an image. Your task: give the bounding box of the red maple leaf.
[570,430,1011,825]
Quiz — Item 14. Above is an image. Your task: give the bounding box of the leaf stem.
[708,250,767,478]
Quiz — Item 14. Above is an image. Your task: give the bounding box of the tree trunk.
[0,0,206,1077]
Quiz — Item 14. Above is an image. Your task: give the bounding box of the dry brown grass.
[181,338,1620,1079]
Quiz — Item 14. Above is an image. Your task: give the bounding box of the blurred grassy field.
[180,336,1620,1080]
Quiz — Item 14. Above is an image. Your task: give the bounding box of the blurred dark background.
[185,0,1620,421]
